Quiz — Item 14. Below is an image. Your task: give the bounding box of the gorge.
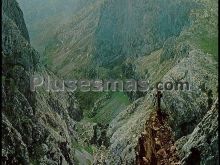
[2,0,218,164]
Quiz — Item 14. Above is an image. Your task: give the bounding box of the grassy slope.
[91,92,131,124]
[182,0,218,60]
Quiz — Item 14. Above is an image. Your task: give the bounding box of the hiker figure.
[153,90,164,122]
[156,90,163,111]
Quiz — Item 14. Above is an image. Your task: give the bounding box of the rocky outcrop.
[176,99,218,165]
[136,111,180,165]
[3,0,30,42]
[44,0,218,163]
[3,0,218,164]
[161,49,218,139]
[2,114,30,164]
[2,0,91,164]
[104,47,218,164]
[103,30,217,165]
[105,98,150,164]
[90,123,110,147]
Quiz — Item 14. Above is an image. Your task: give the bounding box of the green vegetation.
[72,139,94,155]
[30,159,40,165]
[196,36,218,60]
[91,92,130,124]
[3,0,218,164]
[186,0,218,60]
[76,92,103,114]
[84,145,94,154]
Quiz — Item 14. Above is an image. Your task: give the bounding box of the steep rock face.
[158,42,218,133]
[46,0,195,75]
[103,49,217,164]
[2,0,39,113]
[94,0,195,67]
[17,0,97,52]
[3,0,30,42]
[104,49,217,164]
[45,0,104,78]
[2,114,30,164]
[102,0,218,163]
[176,99,218,165]
[104,98,150,164]
[6,0,218,164]
[2,0,90,164]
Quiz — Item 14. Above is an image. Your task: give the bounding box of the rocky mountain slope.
[44,0,218,164]
[45,0,197,76]
[2,0,93,164]
[136,110,180,165]
[17,0,97,53]
[93,0,196,67]
[2,0,218,165]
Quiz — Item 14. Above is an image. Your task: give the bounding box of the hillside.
[45,0,197,75]
[2,0,93,164]
[44,0,218,164]
[2,0,218,165]
[17,0,97,53]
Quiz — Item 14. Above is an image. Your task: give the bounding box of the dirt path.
[136,110,180,165]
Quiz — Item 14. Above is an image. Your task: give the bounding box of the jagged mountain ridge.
[3,0,30,42]
[2,0,93,164]
[44,0,218,164]
[2,0,218,165]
